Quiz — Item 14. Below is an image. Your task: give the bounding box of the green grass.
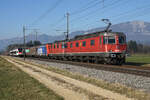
[0,57,64,100]
[126,54,150,66]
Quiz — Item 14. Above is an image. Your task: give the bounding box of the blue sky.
[0,0,150,39]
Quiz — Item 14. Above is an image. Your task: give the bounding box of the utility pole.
[34,29,38,41]
[36,31,37,41]
[23,26,26,61]
[66,12,69,40]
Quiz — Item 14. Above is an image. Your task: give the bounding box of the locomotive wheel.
[105,58,112,64]
[111,59,117,65]
[115,59,123,65]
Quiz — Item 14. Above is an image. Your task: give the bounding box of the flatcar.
[46,31,127,65]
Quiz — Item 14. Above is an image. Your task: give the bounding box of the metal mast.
[23,26,26,60]
[66,12,69,40]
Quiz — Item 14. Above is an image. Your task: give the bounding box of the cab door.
[100,36,106,52]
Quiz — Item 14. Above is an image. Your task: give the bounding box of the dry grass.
[0,57,64,100]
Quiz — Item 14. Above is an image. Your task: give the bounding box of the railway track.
[19,56,150,77]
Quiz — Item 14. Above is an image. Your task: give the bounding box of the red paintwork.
[46,34,127,55]
[18,52,22,55]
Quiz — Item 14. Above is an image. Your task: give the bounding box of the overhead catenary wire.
[71,0,99,15]
[47,0,112,34]
[48,16,65,29]
[31,0,63,25]
[71,0,105,16]
[69,0,123,31]
[48,0,105,30]
[56,0,150,35]
[44,0,150,36]
[49,0,121,34]
[71,0,150,32]
[69,0,121,24]
[79,0,130,27]
[110,4,150,22]
[80,4,150,33]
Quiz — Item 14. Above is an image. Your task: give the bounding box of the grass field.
[0,57,63,100]
[126,54,150,66]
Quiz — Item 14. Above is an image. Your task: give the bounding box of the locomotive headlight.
[111,54,116,57]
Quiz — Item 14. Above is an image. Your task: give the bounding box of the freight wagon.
[25,46,39,57]
[37,45,47,56]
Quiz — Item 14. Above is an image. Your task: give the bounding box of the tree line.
[127,40,150,54]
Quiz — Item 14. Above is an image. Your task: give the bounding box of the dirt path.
[4,57,135,100]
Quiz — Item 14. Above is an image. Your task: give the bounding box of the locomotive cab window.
[57,43,59,48]
[119,36,126,44]
[90,40,95,46]
[18,48,22,52]
[64,43,68,48]
[82,41,86,47]
[108,36,115,44]
[103,37,107,44]
[70,43,73,48]
[76,42,79,47]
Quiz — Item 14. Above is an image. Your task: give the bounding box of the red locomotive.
[46,31,127,65]
[46,19,127,65]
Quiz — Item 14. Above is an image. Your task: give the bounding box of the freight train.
[9,20,127,65]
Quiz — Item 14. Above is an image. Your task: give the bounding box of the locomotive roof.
[47,31,125,44]
[72,31,124,40]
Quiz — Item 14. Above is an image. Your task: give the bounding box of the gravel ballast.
[20,58,150,93]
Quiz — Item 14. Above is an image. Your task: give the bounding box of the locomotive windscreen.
[103,36,116,44]
[108,36,115,44]
[18,48,23,52]
[119,36,126,44]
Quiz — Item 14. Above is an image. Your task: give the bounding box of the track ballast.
[22,56,150,78]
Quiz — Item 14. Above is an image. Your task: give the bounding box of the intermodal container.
[37,45,47,56]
